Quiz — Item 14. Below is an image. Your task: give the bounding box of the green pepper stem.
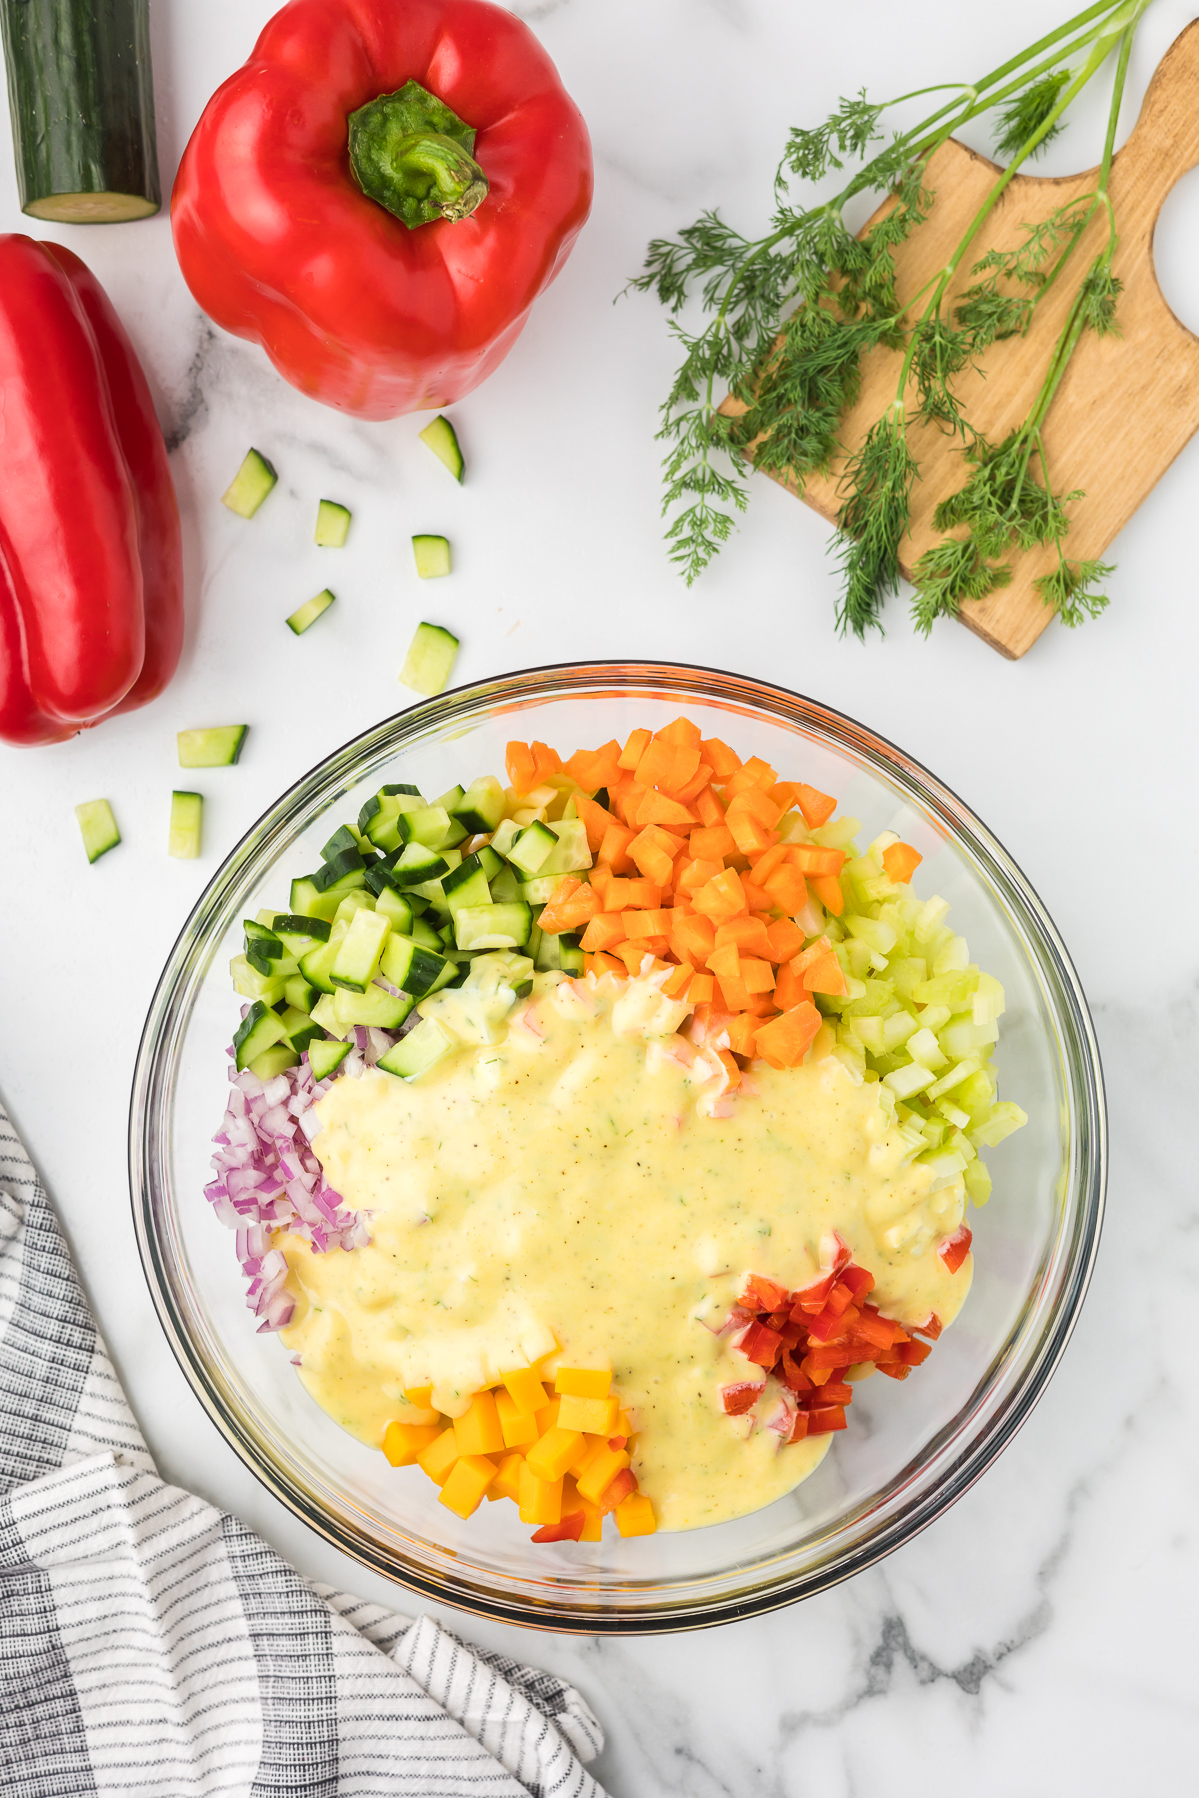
[348,81,489,230]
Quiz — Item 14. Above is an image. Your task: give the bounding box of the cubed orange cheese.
[517,1461,563,1526]
[501,1366,548,1414]
[416,1427,461,1487]
[488,1452,525,1503]
[554,1367,612,1400]
[526,1426,586,1482]
[576,1442,630,1505]
[453,1390,505,1458]
[439,1454,497,1519]
[403,1385,433,1408]
[535,1397,561,1434]
[557,1393,620,1436]
[495,1388,540,1449]
[382,1420,442,1467]
[567,1433,597,1477]
[614,1492,657,1537]
[562,1477,603,1542]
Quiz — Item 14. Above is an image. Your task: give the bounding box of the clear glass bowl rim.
[130,659,1106,1634]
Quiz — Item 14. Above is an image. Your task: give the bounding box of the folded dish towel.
[0,1100,607,1798]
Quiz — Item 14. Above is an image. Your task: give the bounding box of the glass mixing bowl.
[130,663,1105,1632]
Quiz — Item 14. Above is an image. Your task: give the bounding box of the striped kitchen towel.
[0,1098,607,1798]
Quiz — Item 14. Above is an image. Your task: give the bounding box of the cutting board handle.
[1114,19,1199,223]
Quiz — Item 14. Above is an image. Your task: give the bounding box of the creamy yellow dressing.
[279,972,972,1532]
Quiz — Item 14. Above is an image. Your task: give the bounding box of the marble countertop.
[2,0,1198,1788]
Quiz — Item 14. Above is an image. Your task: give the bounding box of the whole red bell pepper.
[0,237,184,748]
[171,0,592,420]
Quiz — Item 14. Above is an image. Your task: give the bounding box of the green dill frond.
[992,68,1072,162]
[931,430,1076,557]
[779,92,884,186]
[910,536,1011,633]
[970,201,1092,288]
[628,211,756,314]
[1034,556,1114,625]
[1078,258,1124,336]
[954,285,1033,346]
[909,314,975,433]
[834,411,918,638]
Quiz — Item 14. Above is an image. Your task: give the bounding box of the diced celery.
[919,1148,967,1187]
[844,937,875,981]
[969,1101,1028,1148]
[956,1067,998,1121]
[936,1098,971,1130]
[887,957,927,1001]
[972,972,1006,1026]
[939,1016,999,1059]
[777,810,811,844]
[964,1159,993,1205]
[813,815,861,850]
[882,1010,920,1051]
[906,1027,948,1070]
[947,1127,977,1163]
[917,1003,952,1033]
[912,970,976,1008]
[932,935,970,976]
[845,914,898,956]
[867,830,901,861]
[914,895,951,943]
[849,1016,885,1053]
[843,978,894,1019]
[927,1057,980,1098]
[884,1062,935,1100]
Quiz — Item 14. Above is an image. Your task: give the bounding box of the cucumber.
[442,854,491,916]
[313,846,365,889]
[539,819,592,876]
[408,915,445,951]
[321,824,359,862]
[362,791,424,852]
[380,934,452,1000]
[309,995,345,1038]
[330,908,391,993]
[382,783,422,796]
[390,841,448,888]
[299,922,349,995]
[222,449,277,518]
[308,1038,352,1080]
[234,1001,287,1071]
[489,818,521,859]
[377,1016,457,1081]
[272,914,332,954]
[230,955,286,1005]
[169,792,202,859]
[519,875,562,905]
[289,876,339,922]
[397,804,454,850]
[333,890,375,925]
[332,984,415,1030]
[315,500,351,547]
[412,534,451,579]
[287,589,336,635]
[284,975,321,1013]
[508,819,556,875]
[418,415,464,482]
[277,1006,325,1053]
[249,1044,300,1080]
[454,902,532,951]
[400,621,458,695]
[434,784,465,815]
[373,887,414,933]
[559,935,585,975]
[75,798,120,864]
[452,775,505,835]
[476,845,504,880]
[489,862,523,903]
[177,726,248,768]
[244,919,284,956]
[0,0,159,222]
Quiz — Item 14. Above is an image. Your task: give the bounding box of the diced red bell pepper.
[531,1511,586,1543]
[876,1362,912,1381]
[825,1282,855,1319]
[840,1263,876,1300]
[820,1230,852,1274]
[802,1341,851,1372]
[739,1320,785,1368]
[597,1468,638,1514]
[898,1339,932,1367]
[808,1301,860,1343]
[720,1381,765,1415]
[784,1409,810,1444]
[741,1273,790,1313]
[852,1307,905,1351]
[792,1272,836,1317]
[807,1405,848,1434]
[816,1380,854,1405]
[938,1225,973,1275]
[915,1312,944,1341]
[777,1352,812,1393]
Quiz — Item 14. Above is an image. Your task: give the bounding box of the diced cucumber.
[475,844,504,881]
[287,589,336,635]
[285,975,321,1013]
[272,914,332,955]
[377,1015,457,1080]
[434,784,465,816]
[308,1038,352,1080]
[177,726,248,768]
[559,935,584,975]
[315,499,352,547]
[489,862,522,903]
[230,955,286,1004]
[397,804,455,850]
[169,792,203,859]
[244,919,284,956]
[490,818,521,859]
[390,841,449,887]
[400,621,458,695]
[321,824,360,862]
[360,789,424,851]
[75,798,120,864]
[383,782,422,796]
[412,534,451,579]
[249,1044,300,1079]
[454,902,532,951]
[222,448,277,519]
[332,984,415,1030]
[310,994,345,1038]
[418,414,464,482]
[299,921,349,994]
[508,819,556,874]
[374,887,415,933]
[536,818,592,877]
[408,915,444,951]
[234,1000,288,1071]
[519,876,562,905]
[451,775,505,835]
[330,907,391,992]
[442,853,491,916]
[289,876,339,921]
[277,1005,325,1053]
[380,934,452,999]
[313,848,365,892]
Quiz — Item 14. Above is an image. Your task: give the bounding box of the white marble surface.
[2,0,1198,1788]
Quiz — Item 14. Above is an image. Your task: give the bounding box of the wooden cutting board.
[728,20,1199,658]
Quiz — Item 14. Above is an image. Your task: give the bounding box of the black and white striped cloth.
[0,1099,607,1797]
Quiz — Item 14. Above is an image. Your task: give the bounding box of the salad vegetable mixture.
[208,714,1025,1543]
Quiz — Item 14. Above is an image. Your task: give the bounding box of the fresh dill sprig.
[835,409,918,637]
[779,91,886,185]
[993,68,1074,160]
[1035,555,1114,623]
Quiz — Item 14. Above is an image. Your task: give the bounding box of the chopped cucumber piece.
[400,621,458,696]
[300,921,349,995]
[397,804,454,849]
[290,876,338,922]
[314,499,352,547]
[453,775,505,836]
[332,984,415,1030]
[234,1000,288,1071]
[310,995,345,1038]
[169,791,203,859]
[442,853,491,916]
[454,901,532,951]
[408,915,445,951]
[308,1038,352,1080]
[244,919,284,956]
[377,1016,457,1080]
[330,907,391,992]
[519,875,562,905]
[489,818,521,858]
[434,784,465,815]
[412,534,451,579]
[418,414,464,482]
[537,818,592,876]
[230,955,286,1005]
[277,1006,325,1053]
[249,1044,300,1079]
[285,976,321,1013]
[177,726,248,768]
[222,448,277,518]
[374,887,415,933]
[476,845,504,880]
[488,862,522,903]
[380,933,453,999]
[75,798,120,864]
[272,914,332,954]
[391,841,449,887]
[313,847,365,889]
[321,824,359,862]
[287,589,336,635]
[508,819,556,875]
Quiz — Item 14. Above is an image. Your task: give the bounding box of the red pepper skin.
[171,0,593,420]
[0,237,183,747]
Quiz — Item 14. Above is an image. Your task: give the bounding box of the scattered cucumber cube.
[308,1038,352,1081]
[452,775,505,835]
[412,535,451,579]
[169,791,203,859]
[287,589,336,636]
[377,1015,457,1080]
[330,907,391,993]
[177,725,248,768]
[222,448,277,518]
[75,798,120,864]
[508,819,556,874]
[418,415,464,482]
[314,499,352,547]
[454,901,532,951]
[400,621,458,696]
[249,1044,300,1079]
[233,1000,288,1071]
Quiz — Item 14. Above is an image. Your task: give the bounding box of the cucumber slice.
[313,847,365,889]
[377,1016,457,1081]
[277,1006,325,1053]
[380,934,452,1000]
[408,915,444,951]
[442,854,491,916]
[489,818,521,858]
[412,534,451,579]
[287,589,336,635]
[476,845,504,880]
[230,955,286,1005]
[308,1038,352,1080]
[539,818,592,876]
[300,921,349,995]
[75,798,120,864]
[222,449,277,519]
[434,784,465,815]
[272,914,332,953]
[418,415,464,482]
[454,902,532,951]
[249,1044,300,1079]
[374,887,415,933]
[169,791,202,859]
[321,824,359,862]
[330,908,391,992]
[285,976,321,1013]
[397,804,454,849]
[519,875,562,905]
[289,876,338,921]
[508,819,556,874]
[244,919,284,956]
[332,984,415,1030]
[489,862,522,903]
[400,621,458,695]
[315,499,352,547]
[452,775,505,835]
[391,841,448,887]
[333,891,375,926]
[234,1000,288,1071]
[177,725,248,768]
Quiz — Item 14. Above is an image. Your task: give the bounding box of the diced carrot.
[638,789,699,829]
[773,962,806,1010]
[740,878,774,912]
[585,950,626,979]
[692,867,748,923]
[676,856,724,893]
[623,878,663,909]
[530,741,562,780]
[628,826,682,886]
[754,1001,822,1068]
[765,917,806,962]
[715,973,753,1012]
[674,761,714,803]
[610,783,645,828]
[598,822,636,873]
[687,824,733,862]
[802,949,847,996]
[623,908,672,940]
[662,961,695,998]
[657,714,702,749]
[740,957,775,994]
[700,736,741,777]
[811,874,844,915]
[796,782,837,828]
[882,841,923,884]
[714,915,772,957]
[715,1046,741,1087]
[539,877,601,933]
[723,757,777,797]
[767,781,801,810]
[506,741,537,794]
[728,787,784,830]
[763,865,808,915]
[636,736,702,795]
[789,844,846,876]
[726,1014,758,1057]
[726,807,778,858]
[614,941,666,975]
[708,942,741,982]
[618,728,652,770]
[750,843,791,884]
[792,934,831,973]
[693,786,726,828]
[687,972,715,1004]
[579,913,627,952]
[671,911,716,965]
[563,739,622,791]
[575,791,618,852]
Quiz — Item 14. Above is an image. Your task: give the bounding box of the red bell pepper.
[171,0,593,420]
[0,237,183,748]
